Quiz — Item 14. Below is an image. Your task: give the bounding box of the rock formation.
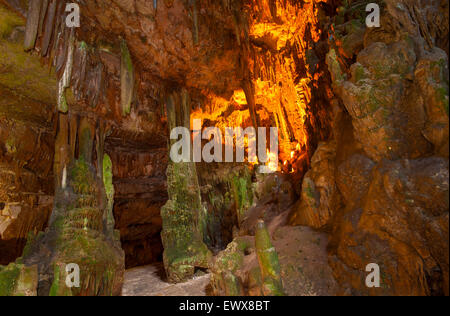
[0,0,448,296]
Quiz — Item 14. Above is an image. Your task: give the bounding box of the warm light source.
[266,149,278,172]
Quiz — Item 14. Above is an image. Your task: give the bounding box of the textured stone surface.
[0,4,55,265]
[289,141,341,229]
[319,0,449,296]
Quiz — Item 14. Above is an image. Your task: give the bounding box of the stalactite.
[69,112,78,160]
[37,0,48,37]
[269,0,277,19]
[53,3,67,74]
[241,79,259,129]
[41,0,56,57]
[23,0,42,51]
[54,113,70,190]
[191,0,199,45]
[57,30,74,113]
[232,13,241,47]
[120,39,134,116]
[78,117,95,164]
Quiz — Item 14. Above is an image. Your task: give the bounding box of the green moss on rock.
[0,5,57,106]
[161,161,212,283]
[0,263,21,296]
[255,221,285,296]
[0,5,24,39]
[0,263,37,296]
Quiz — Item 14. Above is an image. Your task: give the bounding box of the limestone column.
[161,89,212,283]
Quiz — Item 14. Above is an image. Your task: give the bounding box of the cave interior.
[0,0,448,296]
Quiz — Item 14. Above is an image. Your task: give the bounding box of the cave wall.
[290,0,449,295]
[0,4,55,265]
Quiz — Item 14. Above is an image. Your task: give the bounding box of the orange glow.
[188,0,324,175]
[266,149,278,172]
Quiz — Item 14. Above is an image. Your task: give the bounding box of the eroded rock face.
[289,0,449,296]
[0,5,55,265]
[290,141,341,229]
[330,157,449,296]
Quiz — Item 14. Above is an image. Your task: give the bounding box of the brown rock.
[289,141,341,229]
[330,157,449,296]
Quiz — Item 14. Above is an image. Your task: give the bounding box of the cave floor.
[121,263,211,296]
[121,225,337,296]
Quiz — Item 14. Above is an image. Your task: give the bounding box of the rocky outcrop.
[290,141,341,229]
[328,156,449,296]
[290,0,449,296]
[209,221,286,297]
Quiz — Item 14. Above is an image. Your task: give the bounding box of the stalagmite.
[161,89,211,283]
[241,79,259,129]
[255,220,285,296]
[78,117,95,163]
[102,153,116,237]
[17,113,125,296]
